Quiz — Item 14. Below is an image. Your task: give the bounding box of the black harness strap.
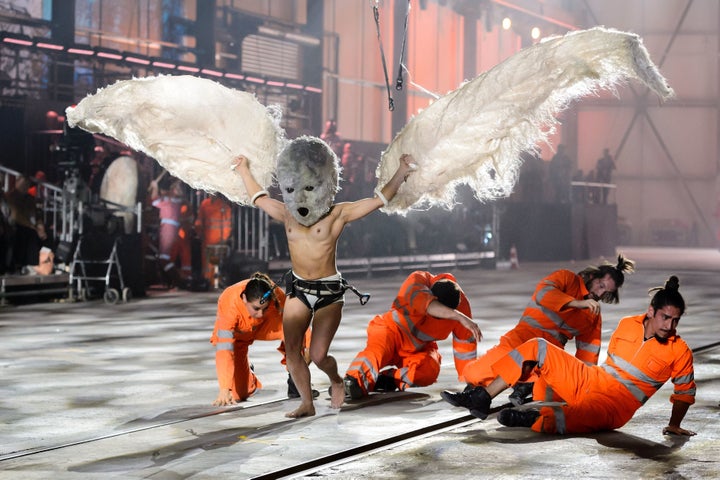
[284,270,371,306]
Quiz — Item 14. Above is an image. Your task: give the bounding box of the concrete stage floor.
[0,247,719,479]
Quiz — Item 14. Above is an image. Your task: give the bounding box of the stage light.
[2,33,33,46]
[201,68,223,77]
[151,59,176,69]
[502,17,512,30]
[124,53,151,65]
[177,63,200,73]
[304,86,322,93]
[285,83,304,90]
[245,76,265,84]
[224,72,245,80]
[94,47,123,60]
[531,27,541,39]
[35,39,64,51]
[67,45,94,56]
[266,80,285,87]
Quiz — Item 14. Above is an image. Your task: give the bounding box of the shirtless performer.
[233,136,415,418]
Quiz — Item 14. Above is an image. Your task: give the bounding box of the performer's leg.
[396,347,441,389]
[178,235,192,281]
[282,297,315,418]
[307,302,345,409]
[346,319,399,395]
[530,379,636,434]
[491,338,589,402]
[462,341,514,387]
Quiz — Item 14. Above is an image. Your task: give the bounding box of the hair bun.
[665,275,680,291]
[615,253,636,274]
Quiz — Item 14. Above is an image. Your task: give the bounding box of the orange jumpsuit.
[195,196,233,283]
[210,280,286,401]
[346,271,477,394]
[491,314,696,434]
[463,269,601,388]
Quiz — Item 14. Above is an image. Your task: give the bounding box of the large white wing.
[376,27,673,213]
[66,75,286,205]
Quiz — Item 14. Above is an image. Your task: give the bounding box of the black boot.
[508,382,534,407]
[497,407,540,428]
[287,374,320,399]
[373,374,398,392]
[287,374,300,398]
[440,386,492,419]
[343,375,365,400]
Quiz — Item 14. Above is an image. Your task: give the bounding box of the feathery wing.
[376,27,673,213]
[66,75,286,205]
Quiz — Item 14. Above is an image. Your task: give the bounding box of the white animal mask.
[277,136,339,226]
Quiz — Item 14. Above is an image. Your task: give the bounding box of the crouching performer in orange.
[210,272,310,405]
[344,270,481,399]
[443,276,696,436]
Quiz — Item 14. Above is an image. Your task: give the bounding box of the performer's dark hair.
[243,272,276,307]
[648,275,685,316]
[431,279,461,309]
[578,253,635,304]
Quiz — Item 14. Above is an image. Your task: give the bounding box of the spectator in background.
[195,194,233,288]
[595,148,616,204]
[517,151,544,203]
[320,119,343,158]
[28,170,47,202]
[4,175,47,273]
[549,144,572,204]
[149,177,193,288]
[88,145,109,201]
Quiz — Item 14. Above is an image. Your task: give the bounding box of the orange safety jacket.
[210,280,285,393]
[463,269,600,387]
[508,269,601,364]
[602,313,696,406]
[382,270,477,378]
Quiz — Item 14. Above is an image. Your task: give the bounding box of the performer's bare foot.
[285,402,315,418]
[330,380,345,409]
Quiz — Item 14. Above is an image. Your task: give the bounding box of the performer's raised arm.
[231,155,285,221]
[375,154,416,206]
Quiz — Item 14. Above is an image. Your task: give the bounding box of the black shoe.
[343,375,365,400]
[373,374,398,392]
[287,374,300,398]
[497,408,540,428]
[287,374,320,399]
[508,382,534,407]
[440,386,491,419]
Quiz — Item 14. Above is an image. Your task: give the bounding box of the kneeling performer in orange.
[344,271,482,399]
[443,276,696,436]
[210,272,310,405]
